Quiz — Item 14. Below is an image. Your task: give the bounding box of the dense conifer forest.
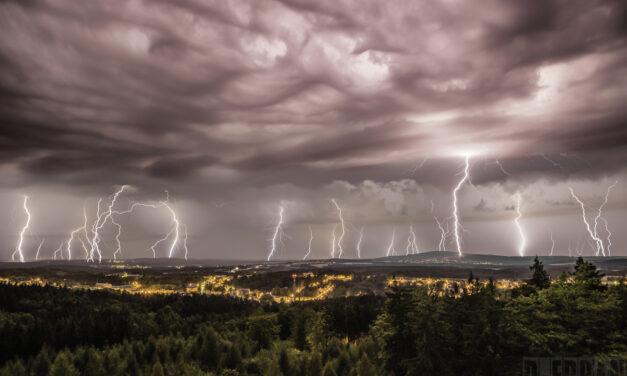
[0,257,625,375]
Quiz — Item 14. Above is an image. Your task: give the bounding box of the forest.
[0,257,625,376]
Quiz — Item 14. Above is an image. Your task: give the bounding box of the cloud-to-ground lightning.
[386,227,396,257]
[514,193,526,257]
[569,187,606,256]
[112,190,189,260]
[330,199,345,258]
[53,243,64,260]
[593,181,617,256]
[451,154,471,256]
[267,205,284,261]
[12,195,31,263]
[88,186,128,262]
[35,239,44,261]
[356,226,364,259]
[66,206,89,261]
[434,216,448,252]
[550,231,555,256]
[406,224,419,255]
[330,224,337,258]
[303,226,313,260]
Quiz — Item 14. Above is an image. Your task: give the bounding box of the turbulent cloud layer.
[0,0,626,259]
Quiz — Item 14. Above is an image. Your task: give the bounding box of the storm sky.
[1,0,627,260]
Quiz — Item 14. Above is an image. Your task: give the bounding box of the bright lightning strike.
[330,199,345,258]
[385,227,396,257]
[406,224,419,255]
[88,186,128,263]
[451,154,471,256]
[569,187,606,256]
[434,216,448,252]
[303,226,313,260]
[53,243,64,260]
[35,239,44,261]
[66,206,89,261]
[514,193,526,257]
[12,195,31,263]
[112,190,189,260]
[330,224,337,258]
[550,231,555,256]
[355,226,364,259]
[267,205,284,261]
[593,181,617,256]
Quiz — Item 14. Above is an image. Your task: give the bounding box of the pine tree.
[528,256,551,289]
[50,351,80,376]
[571,256,605,290]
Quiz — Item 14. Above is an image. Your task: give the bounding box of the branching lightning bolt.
[569,187,606,256]
[406,224,419,255]
[514,193,526,257]
[593,181,617,256]
[113,190,188,260]
[12,196,30,263]
[53,243,64,260]
[267,205,284,261]
[385,227,396,257]
[434,216,449,252]
[331,199,345,258]
[66,206,89,261]
[88,186,128,263]
[451,154,471,256]
[303,226,313,260]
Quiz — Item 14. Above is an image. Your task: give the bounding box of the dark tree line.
[0,257,625,375]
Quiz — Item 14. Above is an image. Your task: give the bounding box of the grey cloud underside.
[0,0,626,195]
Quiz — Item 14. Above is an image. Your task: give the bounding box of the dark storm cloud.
[0,0,626,193]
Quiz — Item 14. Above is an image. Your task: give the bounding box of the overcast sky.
[1,0,626,261]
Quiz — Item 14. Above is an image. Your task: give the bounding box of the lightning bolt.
[303,226,313,260]
[53,243,64,260]
[451,154,471,256]
[540,154,564,169]
[385,227,396,257]
[569,187,606,256]
[35,239,44,261]
[355,226,364,259]
[12,195,30,263]
[66,206,89,261]
[600,217,613,256]
[111,216,123,260]
[267,205,284,261]
[434,216,448,252]
[113,190,189,260]
[514,193,526,257]
[330,199,345,258]
[593,181,617,256]
[88,186,128,263]
[494,159,511,176]
[147,227,173,258]
[406,224,419,255]
[330,224,337,258]
[549,231,555,256]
